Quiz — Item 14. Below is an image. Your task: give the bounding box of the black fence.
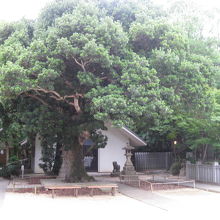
[135,152,173,171]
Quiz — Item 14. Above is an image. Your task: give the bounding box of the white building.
[34,126,146,174]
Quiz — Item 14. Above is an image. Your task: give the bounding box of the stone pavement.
[3,173,220,213]
[95,175,180,211]
[0,178,9,208]
[194,182,220,193]
[117,183,179,211]
[95,175,220,212]
[104,179,204,214]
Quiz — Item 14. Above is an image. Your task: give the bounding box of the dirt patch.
[7,187,111,197]
[28,176,56,184]
[140,181,190,191]
[11,175,57,185]
[10,175,115,197]
[123,180,191,191]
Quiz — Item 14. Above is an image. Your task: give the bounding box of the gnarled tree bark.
[58,136,93,182]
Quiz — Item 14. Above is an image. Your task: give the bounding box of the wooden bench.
[86,184,118,196]
[41,180,118,198]
[45,185,82,198]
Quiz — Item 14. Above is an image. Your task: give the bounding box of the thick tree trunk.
[52,141,62,175]
[5,143,9,165]
[58,137,93,182]
[202,144,208,163]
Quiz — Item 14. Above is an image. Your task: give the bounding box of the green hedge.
[0,163,21,178]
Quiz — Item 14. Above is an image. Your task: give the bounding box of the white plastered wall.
[98,127,128,172]
[34,127,131,173]
[34,135,44,173]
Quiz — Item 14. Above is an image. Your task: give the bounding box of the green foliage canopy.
[0,0,220,177]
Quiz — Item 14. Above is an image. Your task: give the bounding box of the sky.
[155,0,220,10]
[0,0,52,21]
[0,0,220,21]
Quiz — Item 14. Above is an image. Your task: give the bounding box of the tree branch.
[72,56,88,72]
[24,93,50,107]
[64,94,83,99]
[73,96,81,113]
[64,94,83,113]
[36,87,61,98]
[20,88,83,114]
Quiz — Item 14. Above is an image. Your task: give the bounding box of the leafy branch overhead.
[0,0,169,129]
[0,0,220,180]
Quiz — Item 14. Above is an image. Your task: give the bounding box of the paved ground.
[96,175,220,218]
[118,183,220,219]
[2,181,220,220]
[156,188,220,219]
[1,192,169,220]
[194,182,220,193]
[2,175,220,220]
[118,183,180,211]
[0,178,9,208]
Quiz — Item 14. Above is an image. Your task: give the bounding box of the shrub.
[0,166,10,178]
[170,161,182,175]
[8,155,19,163]
[0,162,21,178]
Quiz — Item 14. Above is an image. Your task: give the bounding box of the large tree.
[109,0,220,159]
[0,0,220,180]
[0,0,167,181]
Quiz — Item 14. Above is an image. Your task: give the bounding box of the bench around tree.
[43,182,118,198]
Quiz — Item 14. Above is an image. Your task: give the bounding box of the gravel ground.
[155,188,220,218]
[0,192,168,220]
[1,183,220,220]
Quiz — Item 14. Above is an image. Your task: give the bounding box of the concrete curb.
[195,187,220,193]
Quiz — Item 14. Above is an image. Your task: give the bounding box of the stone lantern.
[122,143,136,175]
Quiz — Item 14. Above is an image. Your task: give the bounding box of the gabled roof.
[120,126,147,147]
[104,122,147,147]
